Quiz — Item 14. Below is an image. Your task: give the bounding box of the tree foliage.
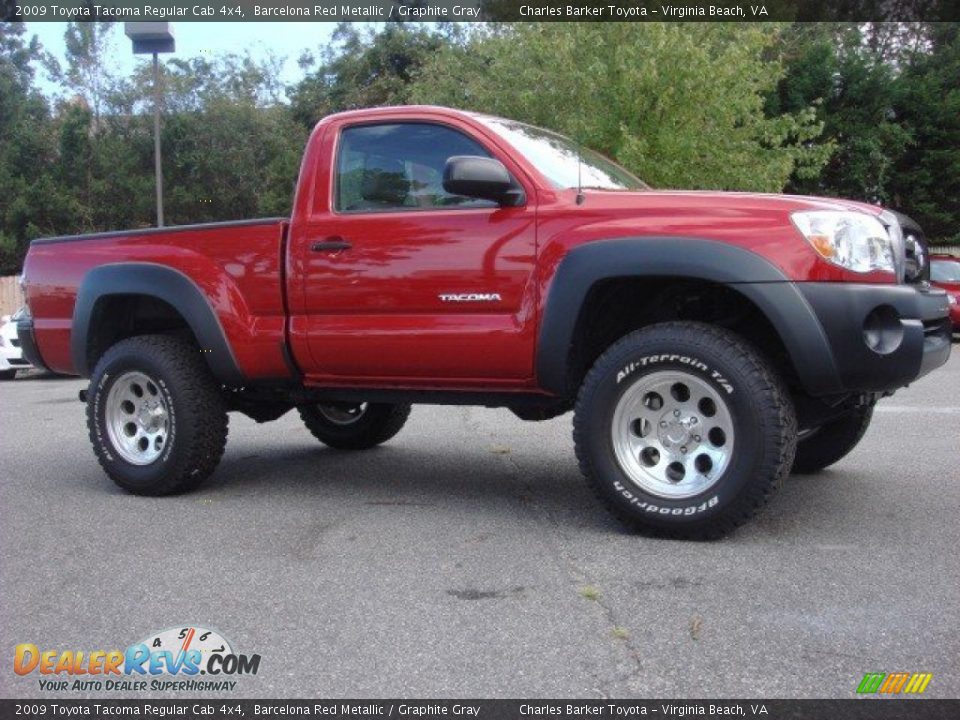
[0,22,62,273]
[288,22,451,129]
[411,23,831,192]
[771,24,911,203]
[889,24,960,243]
[770,22,960,243]
[0,23,305,273]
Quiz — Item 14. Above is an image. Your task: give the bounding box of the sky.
[25,22,345,99]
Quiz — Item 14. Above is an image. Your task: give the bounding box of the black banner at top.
[2,0,959,23]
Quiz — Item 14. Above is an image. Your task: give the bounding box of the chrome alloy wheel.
[105,371,170,465]
[316,402,368,426]
[611,370,735,499]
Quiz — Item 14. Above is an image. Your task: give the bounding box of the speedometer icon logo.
[137,626,233,672]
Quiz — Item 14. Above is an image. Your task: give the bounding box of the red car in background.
[930,254,960,332]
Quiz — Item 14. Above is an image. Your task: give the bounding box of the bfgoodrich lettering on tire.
[87,334,228,495]
[574,321,797,538]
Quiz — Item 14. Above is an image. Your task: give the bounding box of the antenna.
[576,138,585,205]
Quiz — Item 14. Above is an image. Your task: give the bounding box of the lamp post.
[124,23,175,227]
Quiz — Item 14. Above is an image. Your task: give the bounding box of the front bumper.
[798,282,951,394]
[16,314,49,372]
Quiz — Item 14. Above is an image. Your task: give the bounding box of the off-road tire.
[791,404,874,474]
[574,321,797,539]
[299,402,411,450]
[87,334,228,495]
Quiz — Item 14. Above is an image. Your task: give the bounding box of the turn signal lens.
[808,233,836,259]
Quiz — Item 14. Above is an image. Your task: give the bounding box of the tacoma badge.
[438,293,503,303]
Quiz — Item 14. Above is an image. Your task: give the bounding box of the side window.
[335,123,498,212]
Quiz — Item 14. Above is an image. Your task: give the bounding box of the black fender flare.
[535,237,842,397]
[71,263,245,386]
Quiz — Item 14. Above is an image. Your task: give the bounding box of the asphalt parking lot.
[1,351,958,700]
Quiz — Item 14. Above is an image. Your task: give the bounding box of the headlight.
[791,211,896,274]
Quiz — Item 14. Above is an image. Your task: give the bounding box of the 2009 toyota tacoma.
[17,106,953,537]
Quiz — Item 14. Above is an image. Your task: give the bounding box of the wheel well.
[86,294,194,371]
[567,277,800,394]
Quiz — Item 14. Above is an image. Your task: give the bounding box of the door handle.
[311,237,352,252]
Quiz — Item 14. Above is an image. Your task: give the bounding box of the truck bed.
[22,218,291,380]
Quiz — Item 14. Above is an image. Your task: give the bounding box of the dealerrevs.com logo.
[14,626,260,692]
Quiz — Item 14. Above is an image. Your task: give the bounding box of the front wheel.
[0,369,16,380]
[299,402,411,450]
[791,404,874,474]
[87,335,228,495]
[574,322,797,539]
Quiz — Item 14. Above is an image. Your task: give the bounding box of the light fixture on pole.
[124,22,175,228]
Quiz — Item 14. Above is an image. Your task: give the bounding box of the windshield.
[931,259,960,283]
[474,115,648,192]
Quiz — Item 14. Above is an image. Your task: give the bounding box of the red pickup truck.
[18,106,952,537]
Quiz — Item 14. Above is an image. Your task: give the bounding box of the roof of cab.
[316,105,475,126]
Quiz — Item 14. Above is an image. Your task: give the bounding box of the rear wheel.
[87,335,228,495]
[299,402,411,450]
[792,404,874,474]
[574,322,797,539]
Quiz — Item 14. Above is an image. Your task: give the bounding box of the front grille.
[881,211,930,284]
[903,229,929,284]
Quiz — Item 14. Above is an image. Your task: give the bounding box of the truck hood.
[580,189,885,217]
[551,188,905,284]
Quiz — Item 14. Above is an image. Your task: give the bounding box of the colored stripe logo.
[857,672,933,694]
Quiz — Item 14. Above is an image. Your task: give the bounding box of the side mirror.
[443,156,525,206]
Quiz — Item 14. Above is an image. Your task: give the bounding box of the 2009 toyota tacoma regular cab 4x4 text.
[17,106,953,538]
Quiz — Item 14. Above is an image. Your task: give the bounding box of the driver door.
[292,119,538,387]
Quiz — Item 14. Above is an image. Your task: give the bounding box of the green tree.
[121,51,306,224]
[0,23,63,275]
[411,23,831,192]
[771,24,910,203]
[889,24,960,244]
[772,22,959,243]
[48,21,151,234]
[43,21,116,120]
[288,22,452,129]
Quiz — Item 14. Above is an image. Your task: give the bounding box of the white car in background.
[1,307,33,379]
